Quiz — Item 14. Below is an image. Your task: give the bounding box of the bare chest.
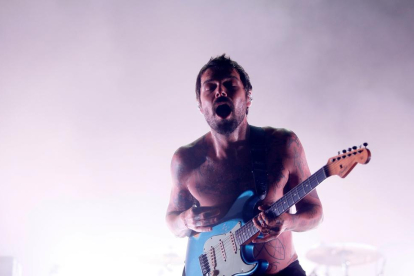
[188,158,255,206]
[187,154,289,208]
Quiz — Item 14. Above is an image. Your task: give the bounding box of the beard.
[202,100,247,136]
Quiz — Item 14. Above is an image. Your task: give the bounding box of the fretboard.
[235,166,327,246]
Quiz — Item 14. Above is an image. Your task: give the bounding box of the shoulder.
[261,127,310,181]
[171,133,210,181]
[261,126,301,149]
[259,126,306,162]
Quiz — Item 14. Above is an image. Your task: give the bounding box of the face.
[199,67,251,135]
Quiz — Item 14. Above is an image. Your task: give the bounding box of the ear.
[197,101,203,114]
[247,91,253,107]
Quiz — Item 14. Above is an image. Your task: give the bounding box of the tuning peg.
[342,149,347,154]
[348,148,352,152]
[363,142,368,148]
[352,146,357,150]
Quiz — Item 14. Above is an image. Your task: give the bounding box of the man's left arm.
[253,132,323,243]
[285,132,323,232]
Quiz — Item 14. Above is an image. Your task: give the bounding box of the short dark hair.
[195,54,252,103]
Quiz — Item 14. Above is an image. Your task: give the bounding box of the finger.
[252,231,271,243]
[258,204,271,211]
[252,217,264,230]
[200,210,220,219]
[259,213,268,226]
[261,213,270,225]
[202,217,219,226]
[193,206,219,215]
[193,208,220,220]
[188,219,215,231]
[194,226,213,232]
[194,217,219,227]
[205,208,220,217]
[253,234,275,243]
[257,229,282,242]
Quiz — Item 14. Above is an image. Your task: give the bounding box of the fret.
[269,205,276,217]
[282,199,288,211]
[279,201,284,215]
[236,221,260,246]
[287,193,294,206]
[239,229,243,242]
[310,175,318,189]
[235,231,240,245]
[276,201,282,214]
[298,183,306,197]
[290,192,295,205]
[292,188,300,202]
[249,224,255,235]
[304,179,312,193]
[269,205,276,216]
[317,167,327,183]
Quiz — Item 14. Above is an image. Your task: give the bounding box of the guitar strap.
[249,125,268,201]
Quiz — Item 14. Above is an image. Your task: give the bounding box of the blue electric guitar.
[185,145,371,276]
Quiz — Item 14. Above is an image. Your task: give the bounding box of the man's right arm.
[166,149,220,237]
[166,149,195,237]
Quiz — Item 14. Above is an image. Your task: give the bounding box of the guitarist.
[166,55,323,275]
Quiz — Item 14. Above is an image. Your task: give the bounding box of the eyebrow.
[202,76,239,85]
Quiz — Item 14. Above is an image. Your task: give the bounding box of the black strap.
[250,125,268,200]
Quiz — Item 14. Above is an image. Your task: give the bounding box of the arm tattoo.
[286,132,300,149]
[174,189,196,211]
[175,164,186,187]
[293,147,305,181]
[298,204,320,228]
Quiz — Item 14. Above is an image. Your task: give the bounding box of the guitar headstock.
[325,143,371,178]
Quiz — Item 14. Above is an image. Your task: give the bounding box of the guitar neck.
[235,166,328,246]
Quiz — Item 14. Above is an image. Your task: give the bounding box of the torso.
[183,127,299,274]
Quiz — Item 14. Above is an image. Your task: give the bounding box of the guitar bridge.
[199,253,210,275]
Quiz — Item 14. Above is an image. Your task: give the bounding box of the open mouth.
[216,104,232,118]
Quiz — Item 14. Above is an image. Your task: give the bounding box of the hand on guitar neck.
[252,206,292,243]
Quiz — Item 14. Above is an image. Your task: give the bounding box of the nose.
[215,90,227,98]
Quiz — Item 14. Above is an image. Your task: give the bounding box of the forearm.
[166,211,192,238]
[288,203,323,232]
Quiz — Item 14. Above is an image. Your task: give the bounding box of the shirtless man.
[166,55,323,275]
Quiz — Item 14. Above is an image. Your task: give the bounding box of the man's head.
[195,54,253,106]
[196,55,253,135]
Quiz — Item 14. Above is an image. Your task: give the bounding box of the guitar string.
[203,159,356,263]
[205,219,264,261]
[204,170,323,258]
[205,220,262,260]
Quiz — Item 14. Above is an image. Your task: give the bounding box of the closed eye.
[204,83,217,92]
[223,81,238,91]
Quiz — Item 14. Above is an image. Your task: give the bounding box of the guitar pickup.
[219,239,227,262]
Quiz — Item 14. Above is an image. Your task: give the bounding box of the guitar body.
[185,190,269,276]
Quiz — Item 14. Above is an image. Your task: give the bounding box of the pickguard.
[185,190,268,276]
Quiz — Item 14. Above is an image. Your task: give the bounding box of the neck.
[209,118,250,159]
